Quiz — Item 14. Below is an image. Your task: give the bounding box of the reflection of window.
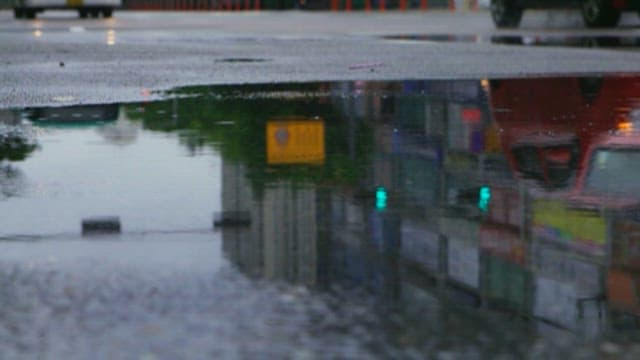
[511,144,578,188]
[586,149,640,196]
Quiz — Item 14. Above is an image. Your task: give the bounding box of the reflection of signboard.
[532,199,607,255]
[266,119,325,165]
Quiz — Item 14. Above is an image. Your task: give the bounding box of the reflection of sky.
[0,125,222,237]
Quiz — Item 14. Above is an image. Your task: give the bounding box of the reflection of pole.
[348,85,356,161]
[438,234,448,292]
[439,99,449,205]
[172,97,178,126]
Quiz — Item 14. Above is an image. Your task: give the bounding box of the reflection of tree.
[0,122,38,162]
[0,164,27,200]
[125,83,373,188]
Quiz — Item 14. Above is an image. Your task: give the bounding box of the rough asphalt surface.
[2,10,640,109]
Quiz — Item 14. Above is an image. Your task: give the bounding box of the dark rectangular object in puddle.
[82,216,121,236]
[213,211,251,228]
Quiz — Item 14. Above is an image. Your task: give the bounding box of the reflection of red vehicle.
[490,76,640,256]
[575,132,640,201]
[490,78,583,189]
[489,76,640,190]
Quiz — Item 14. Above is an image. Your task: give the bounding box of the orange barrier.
[125,0,263,10]
[123,0,471,11]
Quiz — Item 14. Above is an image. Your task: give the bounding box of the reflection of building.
[531,241,606,337]
[221,161,319,286]
[96,108,140,146]
[216,78,640,343]
[263,182,318,285]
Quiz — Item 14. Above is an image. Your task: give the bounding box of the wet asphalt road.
[2,9,640,108]
[4,10,640,358]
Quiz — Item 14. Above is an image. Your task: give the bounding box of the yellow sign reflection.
[266,119,325,165]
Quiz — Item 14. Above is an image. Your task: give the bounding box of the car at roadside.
[491,0,636,28]
[12,0,121,19]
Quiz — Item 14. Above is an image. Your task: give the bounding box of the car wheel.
[13,8,24,19]
[491,0,523,28]
[581,0,621,28]
[102,8,113,18]
[79,9,88,18]
[25,9,36,19]
[579,77,603,103]
[90,9,99,18]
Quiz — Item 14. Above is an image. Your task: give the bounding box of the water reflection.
[0,110,36,200]
[6,76,640,355]
[383,34,640,50]
[0,109,37,162]
[116,77,640,351]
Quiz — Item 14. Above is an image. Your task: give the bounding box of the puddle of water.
[4,76,640,357]
[383,34,640,50]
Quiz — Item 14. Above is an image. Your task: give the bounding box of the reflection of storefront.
[480,224,531,314]
[531,243,606,338]
[440,217,481,293]
[401,220,442,273]
[607,217,640,327]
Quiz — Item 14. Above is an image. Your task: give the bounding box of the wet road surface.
[4,10,640,108]
[4,76,640,358]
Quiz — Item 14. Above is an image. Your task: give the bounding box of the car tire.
[581,0,621,28]
[102,8,113,18]
[90,9,100,18]
[491,0,523,28]
[579,77,603,103]
[79,9,88,18]
[25,9,36,19]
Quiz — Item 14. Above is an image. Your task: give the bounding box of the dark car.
[491,0,635,28]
